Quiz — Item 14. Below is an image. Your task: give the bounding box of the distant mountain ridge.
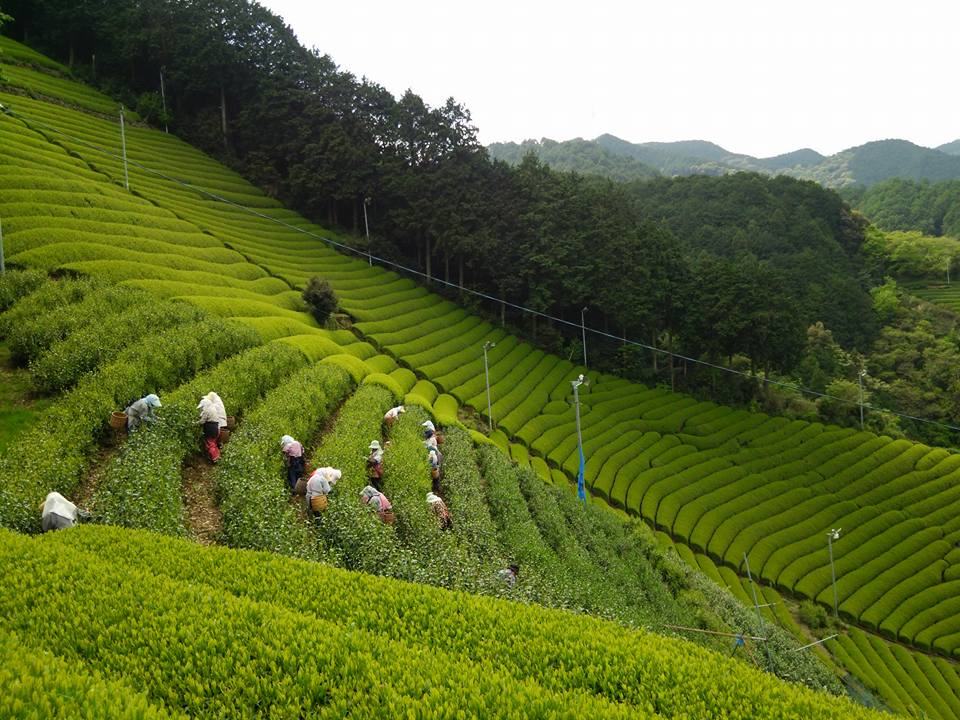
[487,135,960,188]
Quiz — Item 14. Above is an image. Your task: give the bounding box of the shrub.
[0,268,46,312]
[301,275,338,325]
[800,601,830,630]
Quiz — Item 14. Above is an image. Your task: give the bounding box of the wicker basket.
[380,510,396,525]
[310,494,329,512]
[109,411,127,430]
[219,428,232,444]
[225,416,236,430]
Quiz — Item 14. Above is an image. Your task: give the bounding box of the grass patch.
[0,342,53,453]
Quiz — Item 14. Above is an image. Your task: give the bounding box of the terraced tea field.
[2,36,960,716]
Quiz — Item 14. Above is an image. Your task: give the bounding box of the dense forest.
[3,0,959,447]
[843,178,960,238]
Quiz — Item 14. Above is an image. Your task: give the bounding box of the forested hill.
[489,134,960,188]
[0,0,880,380]
[485,138,660,182]
[937,139,960,155]
[842,178,960,238]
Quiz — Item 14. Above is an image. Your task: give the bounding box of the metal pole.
[119,106,130,191]
[581,306,588,371]
[828,529,840,618]
[858,369,865,431]
[363,197,371,266]
[0,215,5,275]
[483,341,495,432]
[743,552,773,669]
[572,376,585,501]
[159,67,168,133]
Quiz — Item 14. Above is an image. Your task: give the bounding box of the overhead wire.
[5,100,960,435]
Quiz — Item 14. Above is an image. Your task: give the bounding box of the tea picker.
[305,466,341,514]
[383,405,405,427]
[39,491,90,532]
[124,393,162,432]
[280,435,305,494]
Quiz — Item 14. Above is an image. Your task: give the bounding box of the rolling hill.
[489,134,960,188]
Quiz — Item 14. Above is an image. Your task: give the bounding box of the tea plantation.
[1,35,959,717]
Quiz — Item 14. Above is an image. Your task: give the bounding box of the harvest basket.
[219,429,232,443]
[310,494,328,512]
[380,510,396,525]
[109,411,127,430]
[225,416,236,430]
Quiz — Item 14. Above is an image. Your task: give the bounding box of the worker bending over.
[383,405,405,427]
[360,485,393,523]
[426,491,453,531]
[39,492,81,532]
[280,435,305,493]
[197,392,226,463]
[306,466,341,513]
[367,440,385,486]
[124,393,162,432]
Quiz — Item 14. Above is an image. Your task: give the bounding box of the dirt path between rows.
[181,455,223,545]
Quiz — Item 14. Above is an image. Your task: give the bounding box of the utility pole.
[743,552,773,669]
[828,528,841,618]
[159,66,168,133]
[572,374,587,502]
[119,106,130,191]
[483,341,496,432]
[858,368,866,431]
[363,196,371,266]
[581,306,588,371]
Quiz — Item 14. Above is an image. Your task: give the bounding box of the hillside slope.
[2,36,960,717]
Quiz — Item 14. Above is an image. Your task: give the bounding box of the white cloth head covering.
[144,394,162,408]
[421,420,435,431]
[42,492,78,521]
[280,435,295,448]
[369,440,382,451]
[426,492,442,505]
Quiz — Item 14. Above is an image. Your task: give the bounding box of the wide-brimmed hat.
[369,440,382,451]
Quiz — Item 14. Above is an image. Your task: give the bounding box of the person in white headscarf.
[383,405,405,427]
[197,393,224,463]
[124,393,162,431]
[39,491,79,532]
[360,485,393,522]
[306,466,341,513]
[280,435,305,494]
[426,491,452,531]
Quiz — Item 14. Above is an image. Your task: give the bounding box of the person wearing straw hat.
[366,439,385,487]
[280,435,305,494]
[124,393,162,432]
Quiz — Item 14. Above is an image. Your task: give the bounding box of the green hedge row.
[0,318,258,532]
[93,342,308,535]
[215,361,353,556]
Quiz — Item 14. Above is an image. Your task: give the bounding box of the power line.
[6,101,960,436]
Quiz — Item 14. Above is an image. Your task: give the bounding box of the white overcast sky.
[260,0,955,158]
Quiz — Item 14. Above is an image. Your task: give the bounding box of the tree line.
[3,0,879,391]
[843,178,960,238]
